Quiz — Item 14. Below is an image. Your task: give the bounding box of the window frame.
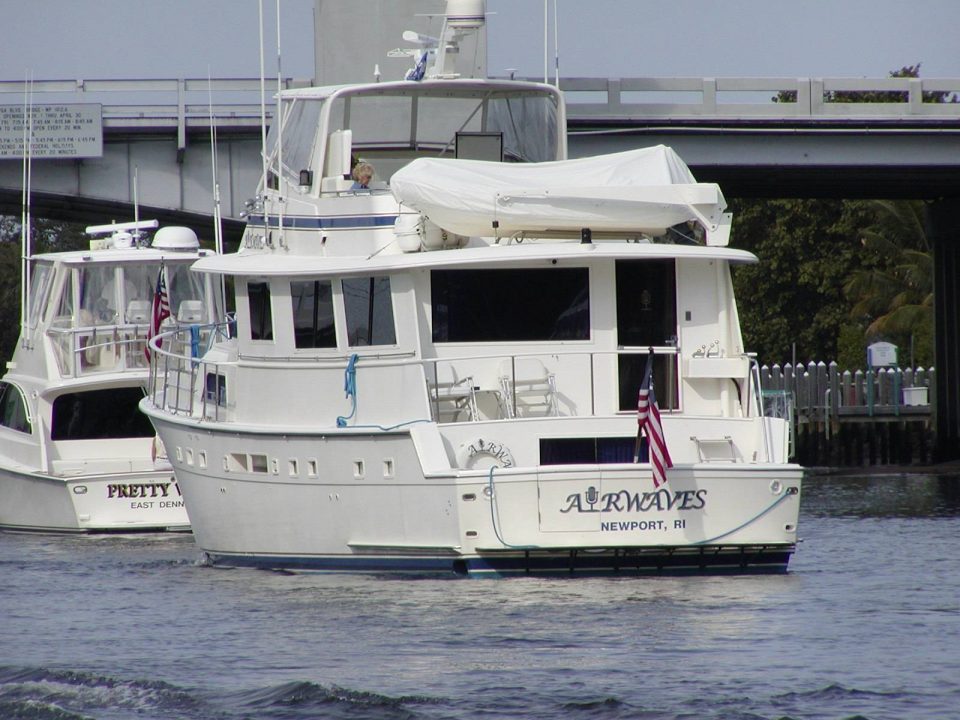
[0,381,32,435]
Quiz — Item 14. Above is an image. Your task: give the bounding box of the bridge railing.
[536,76,960,121]
[2,77,959,129]
[0,77,313,147]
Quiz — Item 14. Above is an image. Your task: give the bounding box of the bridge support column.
[928,199,960,461]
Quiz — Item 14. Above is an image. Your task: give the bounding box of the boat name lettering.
[559,488,707,514]
[464,438,514,468]
[600,520,667,532]
[107,482,178,499]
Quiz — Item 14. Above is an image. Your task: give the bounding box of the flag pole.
[633,347,655,463]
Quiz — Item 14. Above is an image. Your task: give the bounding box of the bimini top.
[390,145,728,239]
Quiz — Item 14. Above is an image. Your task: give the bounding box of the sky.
[2,0,960,83]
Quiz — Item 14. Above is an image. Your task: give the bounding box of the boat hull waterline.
[145,417,800,576]
[0,467,188,533]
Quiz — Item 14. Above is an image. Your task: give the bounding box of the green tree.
[729,198,873,366]
[844,199,934,366]
[0,216,87,363]
[773,64,958,105]
[741,63,948,369]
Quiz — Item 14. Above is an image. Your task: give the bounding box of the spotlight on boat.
[581,227,592,244]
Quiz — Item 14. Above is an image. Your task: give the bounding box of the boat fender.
[457,437,515,470]
[394,213,424,252]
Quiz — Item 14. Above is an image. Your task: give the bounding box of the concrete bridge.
[2,74,959,232]
[2,74,960,458]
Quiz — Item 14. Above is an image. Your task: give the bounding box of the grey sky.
[1,1,958,82]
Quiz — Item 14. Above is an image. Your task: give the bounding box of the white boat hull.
[0,466,189,533]
[147,415,800,576]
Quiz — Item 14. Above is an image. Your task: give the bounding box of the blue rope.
[486,467,796,551]
[349,419,432,432]
[189,325,201,359]
[336,353,359,428]
[335,354,430,431]
[488,466,540,550]
[693,487,799,545]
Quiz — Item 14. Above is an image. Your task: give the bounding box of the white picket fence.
[758,362,935,466]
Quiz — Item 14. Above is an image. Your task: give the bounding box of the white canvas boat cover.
[390,145,727,238]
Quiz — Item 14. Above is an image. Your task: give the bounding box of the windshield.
[267,85,562,186]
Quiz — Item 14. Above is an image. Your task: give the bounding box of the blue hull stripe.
[204,544,795,577]
[246,214,398,230]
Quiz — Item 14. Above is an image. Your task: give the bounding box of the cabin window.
[28,263,54,328]
[615,260,678,411]
[291,280,336,348]
[79,265,122,326]
[248,281,274,341]
[540,437,636,465]
[55,271,75,326]
[343,276,396,346]
[0,382,31,434]
[120,263,162,323]
[205,372,227,406]
[50,387,154,440]
[268,98,323,186]
[431,268,589,342]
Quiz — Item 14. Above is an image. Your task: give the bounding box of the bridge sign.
[0,104,102,159]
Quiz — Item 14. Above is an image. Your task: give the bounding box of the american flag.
[636,351,673,487]
[145,266,170,362]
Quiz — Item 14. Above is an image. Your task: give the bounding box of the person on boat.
[351,161,375,190]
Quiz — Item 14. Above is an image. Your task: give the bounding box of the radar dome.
[152,226,200,251]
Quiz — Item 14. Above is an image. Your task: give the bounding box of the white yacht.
[140,11,802,575]
[0,221,222,532]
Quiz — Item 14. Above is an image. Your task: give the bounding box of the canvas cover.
[390,145,727,237]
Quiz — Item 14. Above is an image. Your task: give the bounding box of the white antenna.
[542,1,559,86]
[19,72,33,342]
[258,0,270,241]
[275,0,285,248]
[554,0,560,87]
[208,68,224,256]
[543,0,548,84]
[133,165,140,234]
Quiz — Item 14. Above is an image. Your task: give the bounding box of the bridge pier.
[929,199,960,461]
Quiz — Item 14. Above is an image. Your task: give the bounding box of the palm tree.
[844,199,933,363]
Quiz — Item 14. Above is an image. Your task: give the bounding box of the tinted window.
[615,260,678,411]
[51,387,154,440]
[248,282,274,341]
[0,382,31,434]
[616,260,676,347]
[343,276,396,346]
[291,280,336,349]
[432,268,589,342]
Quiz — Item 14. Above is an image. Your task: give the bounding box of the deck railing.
[145,327,783,429]
[47,324,150,377]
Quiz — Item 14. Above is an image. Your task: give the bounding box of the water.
[2,472,959,720]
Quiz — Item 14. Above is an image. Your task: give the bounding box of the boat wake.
[0,666,445,720]
[228,680,444,715]
[0,665,204,719]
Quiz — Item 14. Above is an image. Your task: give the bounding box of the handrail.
[46,323,150,377]
[2,76,958,129]
[549,76,960,121]
[144,326,689,423]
